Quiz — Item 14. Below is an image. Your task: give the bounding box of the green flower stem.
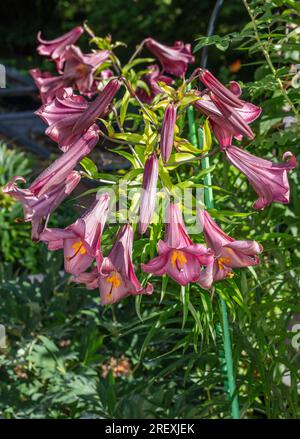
[187,105,198,146]
[220,296,240,419]
[120,77,158,127]
[111,106,144,168]
[187,103,240,419]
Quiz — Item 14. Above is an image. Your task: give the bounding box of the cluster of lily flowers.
[3,26,297,305]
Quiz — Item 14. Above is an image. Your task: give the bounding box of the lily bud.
[160,103,177,164]
[199,69,243,108]
[139,153,159,234]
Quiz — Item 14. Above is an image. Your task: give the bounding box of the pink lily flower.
[2,129,98,239]
[36,79,120,151]
[160,102,177,163]
[30,69,66,104]
[144,38,195,77]
[223,145,297,210]
[37,26,84,72]
[63,45,111,96]
[139,153,159,234]
[98,224,153,305]
[36,87,90,150]
[40,193,110,276]
[142,203,214,287]
[3,171,81,240]
[198,69,243,108]
[99,69,114,80]
[31,46,110,103]
[136,64,173,104]
[71,267,99,290]
[29,128,99,196]
[194,81,261,147]
[197,209,262,282]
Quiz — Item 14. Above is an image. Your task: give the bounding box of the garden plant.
[0,0,299,419]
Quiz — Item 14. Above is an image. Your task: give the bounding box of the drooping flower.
[198,69,243,108]
[40,193,110,276]
[2,129,98,239]
[36,79,120,151]
[142,203,214,287]
[72,79,120,135]
[194,81,261,147]
[31,46,110,103]
[136,64,173,104]
[30,69,65,104]
[144,38,195,77]
[28,128,99,196]
[139,153,159,234]
[2,171,81,240]
[197,209,262,282]
[37,26,84,72]
[223,145,297,210]
[71,267,99,290]
[160,102,177,164]
[35,87,90,150]
[98,224,153,305]
[63,45,111,95]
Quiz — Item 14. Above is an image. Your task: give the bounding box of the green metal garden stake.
[187,104,240,419]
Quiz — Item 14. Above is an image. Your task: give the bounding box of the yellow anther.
[106,272,122,289]
[71,241,86,255]
[171,250,187,269]
[218,256,231,270]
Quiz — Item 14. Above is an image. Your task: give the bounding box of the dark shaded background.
[0,0,248,73]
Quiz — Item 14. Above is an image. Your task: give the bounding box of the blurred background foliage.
[0,0,248,74]
[0,0,300,419]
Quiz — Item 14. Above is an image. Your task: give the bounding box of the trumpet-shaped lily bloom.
[198,69,243,108]
[142,203,214,287]
[144,38,194,77]
[29,128,99,196]
[37,26,84,72]
[194,82,261,147]
[223,145,297,210]
[30,69,66,104]
[136,64,173,104]
[160,102,177,163]
[36,79,120,151]
[40,193,110,276]
[139,153,159,234]
[31,46,110,103]
[197,209,262,282]
[98,224,153,305]
[2,129,98,239]
[3,171,81,240]
[36,87,90,150]
[63,45,111,96]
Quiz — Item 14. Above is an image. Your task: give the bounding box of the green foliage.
[0,0,247,69]
[0,0,299,420]
[0,143,76,272]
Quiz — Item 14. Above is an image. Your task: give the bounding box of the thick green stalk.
[187,105,240,418]
[220,297,240,418]
[196,127,240,419]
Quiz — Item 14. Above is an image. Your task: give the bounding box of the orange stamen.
[171,250,187,270]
